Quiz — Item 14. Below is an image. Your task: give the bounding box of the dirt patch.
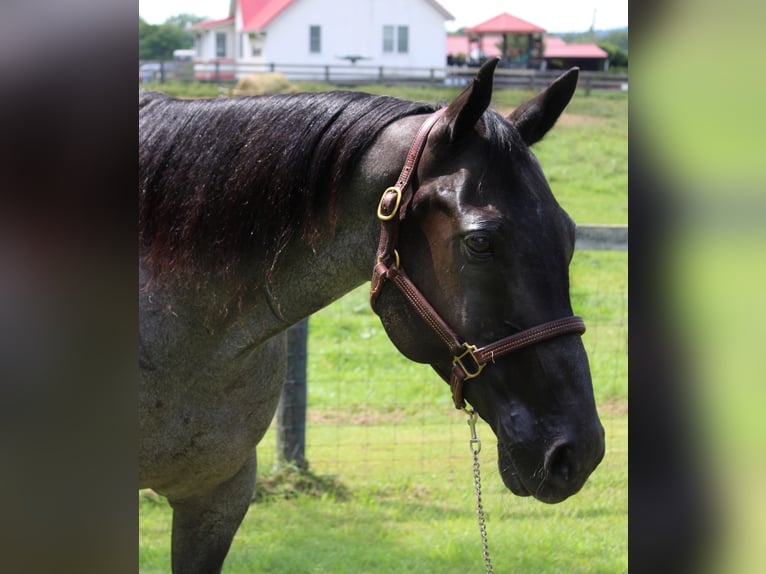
[599,399,628,417]
[254,465,350,502]
[308,407,406,426]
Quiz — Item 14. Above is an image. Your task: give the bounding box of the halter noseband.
[369,109,586,409]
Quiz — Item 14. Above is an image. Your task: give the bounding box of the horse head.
[372,59,605,503]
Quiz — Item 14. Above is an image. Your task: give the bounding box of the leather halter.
[369,109,586,409]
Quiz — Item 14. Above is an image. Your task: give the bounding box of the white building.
[191,0,453,78]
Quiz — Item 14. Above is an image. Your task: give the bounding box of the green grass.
[140,80,225,98]
[534,105,628,224]
[140,412,626,573]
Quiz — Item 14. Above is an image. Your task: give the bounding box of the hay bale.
[232,73,298,96]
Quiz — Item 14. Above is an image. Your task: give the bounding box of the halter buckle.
[453,343,485,380]
[377,187,402,221]
[375,248,400,268]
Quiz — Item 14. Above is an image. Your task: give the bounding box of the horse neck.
[253,113,427,330]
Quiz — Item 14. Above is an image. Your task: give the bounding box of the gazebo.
[464,12,546,68]
[542,37,609,71]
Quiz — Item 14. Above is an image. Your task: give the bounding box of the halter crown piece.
[369,109,586,409]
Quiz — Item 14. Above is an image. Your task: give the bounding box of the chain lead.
[465,409,495,574]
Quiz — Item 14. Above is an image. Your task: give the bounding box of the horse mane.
[139,89,435,287]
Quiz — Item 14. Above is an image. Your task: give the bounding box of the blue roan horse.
[139,59,604,573]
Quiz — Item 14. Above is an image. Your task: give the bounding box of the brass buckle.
[453,343,485,380]
[377,187,402,221]
[375,249,400,268]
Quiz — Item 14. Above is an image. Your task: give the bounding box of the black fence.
[139,59,628,92]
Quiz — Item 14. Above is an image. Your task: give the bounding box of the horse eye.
[464,234,492,257]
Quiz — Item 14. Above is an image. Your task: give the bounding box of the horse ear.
[507,67,579,145]
[443,57,499,143]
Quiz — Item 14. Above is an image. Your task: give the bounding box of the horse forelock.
[139,91,434,290]
[479,109,524,161]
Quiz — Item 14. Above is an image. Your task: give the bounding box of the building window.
[383,25,409,54]
[309,25,321,54]
[383,25,394,53]
[215,32,227,57]
[397,26,409,53]
[249,32,264,57]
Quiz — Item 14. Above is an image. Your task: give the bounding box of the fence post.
[324,65,330,82]
[276,318,309,470]
[214,61,220,82]
[159,61,165,83]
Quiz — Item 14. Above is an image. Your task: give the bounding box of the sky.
[138,0,627,33]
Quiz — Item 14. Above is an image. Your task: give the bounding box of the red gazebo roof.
[446,35,503,57]
[466,12,545,34]
[543,36,608,58]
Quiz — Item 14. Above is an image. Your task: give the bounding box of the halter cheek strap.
[369,109,586,409]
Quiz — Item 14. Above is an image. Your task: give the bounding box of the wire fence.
[255,225,628,490]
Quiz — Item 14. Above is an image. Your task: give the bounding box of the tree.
[164,13,206,30]
[600,29,628,52]
[598,42,629,69]
[138,14,203,60]
[557,27,628,71]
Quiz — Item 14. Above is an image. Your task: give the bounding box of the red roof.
[446,35,470,56]
[543,37,608,59]
[446,35,502,57]
[233,0,452,31]
[240,0,294,30]
[446,34,608,60]
[191,16,235,29]
[466,12,545,34]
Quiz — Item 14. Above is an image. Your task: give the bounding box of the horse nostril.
[545,441,576,483]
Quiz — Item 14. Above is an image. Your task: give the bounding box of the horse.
[139,58,605,573]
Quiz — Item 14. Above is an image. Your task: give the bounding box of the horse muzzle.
[497,421,605,503]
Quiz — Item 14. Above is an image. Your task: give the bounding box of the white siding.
[259,0,447,69]
[195,23,236,60]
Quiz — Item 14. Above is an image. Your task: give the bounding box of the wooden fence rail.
[139,59,628,92]
[575,224,628,251]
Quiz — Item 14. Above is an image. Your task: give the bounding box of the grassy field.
[139,80,627,572]
[140,413,626,573]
